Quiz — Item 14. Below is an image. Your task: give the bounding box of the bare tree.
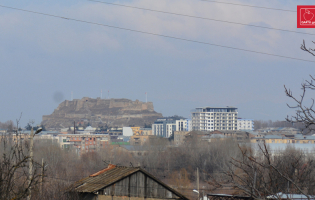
[301,40,315,56]
[284,75,315,133]
[0,122,43,200]
[211,143,315,199]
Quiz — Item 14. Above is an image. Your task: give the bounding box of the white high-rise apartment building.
[191,107,238,131]
[175,119,192,132]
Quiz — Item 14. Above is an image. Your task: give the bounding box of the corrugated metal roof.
[69,165,189,200]
[70,166,139,193]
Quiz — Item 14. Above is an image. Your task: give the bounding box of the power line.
[199,0,296,12]
[0,4,313,63]
[88,0,310,36]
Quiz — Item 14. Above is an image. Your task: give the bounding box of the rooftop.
[69,164,189,200]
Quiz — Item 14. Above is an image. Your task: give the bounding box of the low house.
[68,164,189,200]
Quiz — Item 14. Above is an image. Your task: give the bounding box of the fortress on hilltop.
[41,97,163,129]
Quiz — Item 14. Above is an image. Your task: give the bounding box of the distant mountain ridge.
[41,97,162,129]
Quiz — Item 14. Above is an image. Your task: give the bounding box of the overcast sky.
[0,0,314,126]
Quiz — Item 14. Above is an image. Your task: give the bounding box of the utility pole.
[27,127,34,200]
[197,168,199,200]
[40,158,44,196]
[27,127,42,200]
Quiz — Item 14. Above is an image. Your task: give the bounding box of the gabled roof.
[69,164,189,200]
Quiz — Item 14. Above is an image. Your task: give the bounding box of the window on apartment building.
[217,117,219,119]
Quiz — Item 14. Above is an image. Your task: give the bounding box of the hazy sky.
[0,0,314,127]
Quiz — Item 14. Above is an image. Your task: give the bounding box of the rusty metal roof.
[68,165,189,200]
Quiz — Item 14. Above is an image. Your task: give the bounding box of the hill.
[41,97,162,129]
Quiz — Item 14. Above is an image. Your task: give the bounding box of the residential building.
[251,134,315,144]
[141,128,152,135]
[129,135,151,145]
[131,127,142,135]
[57,134,110,154]
[237,119,254,130]
[175,119,192,131]
[174,131,189,146]
[152,117,192,138]
[68,164,189,200]
[152,118,176,138]
[209,130,251,142]
[192,107,238,131]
